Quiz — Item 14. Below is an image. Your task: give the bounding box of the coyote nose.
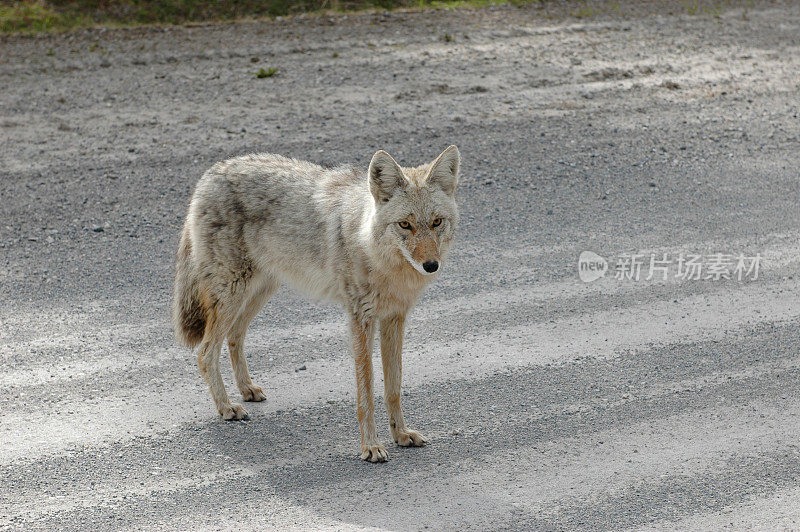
[422,260,439,273]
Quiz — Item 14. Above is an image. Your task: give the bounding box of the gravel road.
[1,0,799,529]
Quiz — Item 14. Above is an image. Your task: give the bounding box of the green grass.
[1,2,79,33]
[570,5,594,18]
[252,66,279,77]
[0,0,748,34]
[0,0,542,34]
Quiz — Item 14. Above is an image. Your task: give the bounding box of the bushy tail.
[172,228,206,348]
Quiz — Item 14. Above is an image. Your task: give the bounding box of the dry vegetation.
[0,0,538,33]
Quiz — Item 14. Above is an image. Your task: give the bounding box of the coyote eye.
[398,221,412,230]
[432,217,442,228]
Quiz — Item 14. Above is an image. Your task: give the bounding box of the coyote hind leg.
[197,288,248,421]
[227,276,279,402]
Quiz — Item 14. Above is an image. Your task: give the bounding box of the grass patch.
[252,66,279,77]
[570,5,594,18]
[0,2,80,33]
[1,0,544,34]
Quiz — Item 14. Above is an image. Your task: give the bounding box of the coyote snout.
[400,233,443,276]
[172,145,460,463]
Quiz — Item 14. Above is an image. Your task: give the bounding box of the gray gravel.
[1,1,800,529]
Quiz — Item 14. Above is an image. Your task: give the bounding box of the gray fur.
[172,146,460,458]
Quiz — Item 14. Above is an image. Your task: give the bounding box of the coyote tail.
[171,228,206,348]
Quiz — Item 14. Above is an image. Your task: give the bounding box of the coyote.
[172,146,460,462]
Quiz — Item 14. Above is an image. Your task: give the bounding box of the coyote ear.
[368,150,406,203]
[426,145,460,196]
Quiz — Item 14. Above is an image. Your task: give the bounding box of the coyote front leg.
[350,316,388,462]
[380,314,428,447]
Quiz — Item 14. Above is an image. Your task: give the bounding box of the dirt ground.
[1,0,800,529]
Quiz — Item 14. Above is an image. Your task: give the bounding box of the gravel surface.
[1,0,799,529]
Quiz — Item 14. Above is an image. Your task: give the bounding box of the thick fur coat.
[172,146,460,462]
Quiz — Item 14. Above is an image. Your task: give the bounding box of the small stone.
[451,429,460,435]
[295,364,307,372]
[92,226,104,232]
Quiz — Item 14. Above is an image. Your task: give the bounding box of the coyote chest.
[368,265,430,318]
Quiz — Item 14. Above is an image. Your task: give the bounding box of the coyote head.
[368,145,460,276]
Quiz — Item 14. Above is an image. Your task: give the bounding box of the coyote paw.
[220,403,249,421]
[240,383,266,402]
[393,428,428,447]
[360,443,389,463]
